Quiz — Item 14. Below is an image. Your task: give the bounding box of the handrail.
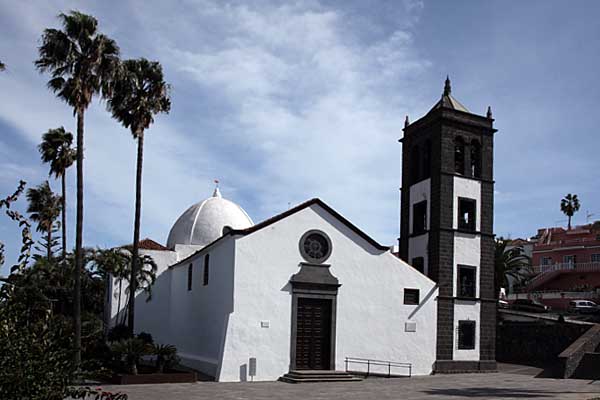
[345,356,412,378]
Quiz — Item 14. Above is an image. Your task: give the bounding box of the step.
[279,370,362,383]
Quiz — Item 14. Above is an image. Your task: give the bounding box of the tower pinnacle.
[443,75,451,96]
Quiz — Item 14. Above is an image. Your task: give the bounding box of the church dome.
[166,188,253,249]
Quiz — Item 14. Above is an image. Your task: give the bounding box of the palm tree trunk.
[47,226,52,260]
[568,215,572,230]
[74,107,84,367]
[117,279,122,322]
[61,172,67,259]
[128,130,144,335]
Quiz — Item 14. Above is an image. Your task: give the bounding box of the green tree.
[106,58,170,334]
[36,10,120,365]
[39,127,76,259]
[495,237,531,298]
[90,248,129,337]
[26,181,61,260]
[560,193,580,230]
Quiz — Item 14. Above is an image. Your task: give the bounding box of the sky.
[1,0,599,274]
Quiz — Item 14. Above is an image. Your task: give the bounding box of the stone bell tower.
[399,77,497,372]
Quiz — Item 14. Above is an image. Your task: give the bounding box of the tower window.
[187,264,193,291]
[454,137,465,175]
[412,200,427,235]
[412,257,425,274]
[458,198,476,231]
[458,321,476,350]
[410,144,421,184]
[470,140,481,178]
[404,288,420,305]
[423,139,432,179]
[203,254,210,286]
[457,265,476,298]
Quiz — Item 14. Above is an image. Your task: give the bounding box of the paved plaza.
[104,365,600,400]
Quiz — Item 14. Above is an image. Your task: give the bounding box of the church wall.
[109,248,178,339]
[133,249,178,344]
[219,204,438,382]
[166,238,235,377]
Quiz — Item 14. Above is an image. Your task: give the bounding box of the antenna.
[586,211,596,223]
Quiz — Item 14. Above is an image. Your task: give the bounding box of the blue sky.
[1,0,599,274]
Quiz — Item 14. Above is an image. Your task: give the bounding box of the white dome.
[166,188,253,249]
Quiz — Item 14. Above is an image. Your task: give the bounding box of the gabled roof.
[229,198,390,251]
[170,198,391,269]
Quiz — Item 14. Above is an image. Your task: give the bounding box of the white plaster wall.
[409,178,431,235]
[167,238,235,377]
[453,233,481,297]
[109,249,177,335]
[133,249,178,343]
[219,204,438,382]
[452,177,481,231]
[408,234,429,275]
[453,300,481,360]
[452,231,481,361]
[174,244,204,260]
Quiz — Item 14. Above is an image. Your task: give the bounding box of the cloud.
[0,0,429,272]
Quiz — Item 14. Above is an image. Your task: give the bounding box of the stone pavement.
[103,370,600,400]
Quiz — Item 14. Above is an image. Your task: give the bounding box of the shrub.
[136,331,153,345]
[151,344,179,373]
[110,338,150,375]
[107,324,132,342]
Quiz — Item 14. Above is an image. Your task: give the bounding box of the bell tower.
[399,77,497,372]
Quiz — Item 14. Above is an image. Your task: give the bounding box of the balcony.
[532,262,600,275]
[526,262,600,292]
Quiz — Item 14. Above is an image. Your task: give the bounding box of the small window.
[470,140,481,178]
[541,257,552,266]
[457,265,476,298]
[412,257,425,274]
[458,320,476,350]
[412,200,427,234]
[563,255,575,266]
[203,254,210,286]
[454,137,465,174]
[423,140,432,179]
[404,288,420,305]
[458,198,476,231]
[591,254,600,263]
[410,144,421,184]
[187,264,193,291]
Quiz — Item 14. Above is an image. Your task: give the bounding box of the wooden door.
[295,298,332,370]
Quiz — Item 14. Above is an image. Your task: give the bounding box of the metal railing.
[344,357,412,378]
[532,262,600,274]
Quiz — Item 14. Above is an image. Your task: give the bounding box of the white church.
[107,79,497,381]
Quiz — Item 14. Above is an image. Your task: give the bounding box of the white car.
[568,300,599,314]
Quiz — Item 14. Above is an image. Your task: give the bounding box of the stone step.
[279,370,362,383]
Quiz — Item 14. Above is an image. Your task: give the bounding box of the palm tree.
[561,193,580,230]
[26,181,61,260]
[107,58,170,334]
[91,248,130,337]
[117,252,158,327]
[35,10,120,365]
[495,237,531,298]
[38,127,76,259]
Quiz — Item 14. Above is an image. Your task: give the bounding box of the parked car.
[568,300,599,314]
[498,299,509,309]
[510,299,550,313]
